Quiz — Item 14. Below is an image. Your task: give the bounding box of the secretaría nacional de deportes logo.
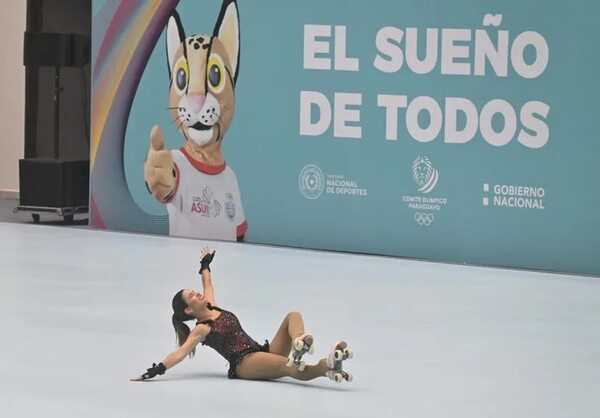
[412,156,439,194]
[299,164,324,199]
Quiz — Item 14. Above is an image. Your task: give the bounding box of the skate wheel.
[286,357,294,367]
[294,340,305,351]
[308,345,315,355]
[345,349,354,359]
[334,373,343,383]
[334,350,343,361]
[298,361,306,371]
[346,372,354,382]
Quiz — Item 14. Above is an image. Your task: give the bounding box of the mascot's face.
[166,2,240,148]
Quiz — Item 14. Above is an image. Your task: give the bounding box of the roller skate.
[326,341,353,383]
[286,334,315,371]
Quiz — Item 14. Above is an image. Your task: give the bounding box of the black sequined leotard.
[198,306,269,378]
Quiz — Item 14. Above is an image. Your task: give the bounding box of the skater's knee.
[286,311,302,321]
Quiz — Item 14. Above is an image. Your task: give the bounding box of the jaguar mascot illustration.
[144,0,246,241]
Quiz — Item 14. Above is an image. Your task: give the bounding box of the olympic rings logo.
[414,212,434,226]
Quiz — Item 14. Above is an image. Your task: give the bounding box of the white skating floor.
[0,222,598,418]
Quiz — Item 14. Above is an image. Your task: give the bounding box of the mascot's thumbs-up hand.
[144,125,178,203]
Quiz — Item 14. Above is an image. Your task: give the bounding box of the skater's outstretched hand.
[130,362,166,382]
[201,246,215,260]
[199,247,216,274]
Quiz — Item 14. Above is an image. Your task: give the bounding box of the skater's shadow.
[141,372,355,391]
[144,372,225,382]
[245,378,355,392]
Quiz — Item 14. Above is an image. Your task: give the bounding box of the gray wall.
[0,0,26,193]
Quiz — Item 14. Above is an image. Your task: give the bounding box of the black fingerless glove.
[141,362,167,380]
[199,251,216,274]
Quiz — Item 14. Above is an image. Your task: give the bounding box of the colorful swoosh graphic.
[91,0,179,232]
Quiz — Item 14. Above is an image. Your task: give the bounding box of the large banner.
[91,0,600,276]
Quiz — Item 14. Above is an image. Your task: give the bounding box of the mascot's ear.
[213,0,240,84]
[166,11,186,78]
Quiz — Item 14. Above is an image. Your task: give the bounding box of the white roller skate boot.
[326,341,353,383]
[286,334,315,371]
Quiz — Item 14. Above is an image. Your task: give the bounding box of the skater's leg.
[269,311,306,356]
[236,352,328,381]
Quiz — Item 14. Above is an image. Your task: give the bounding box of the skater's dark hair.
[172,289,196,357]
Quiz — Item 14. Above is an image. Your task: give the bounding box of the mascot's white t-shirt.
[167,148,247,240]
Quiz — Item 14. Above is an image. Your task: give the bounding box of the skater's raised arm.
[199,247,216,306]
[130,323,210,381]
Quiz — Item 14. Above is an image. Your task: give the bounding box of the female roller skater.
[130,247,353,383]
